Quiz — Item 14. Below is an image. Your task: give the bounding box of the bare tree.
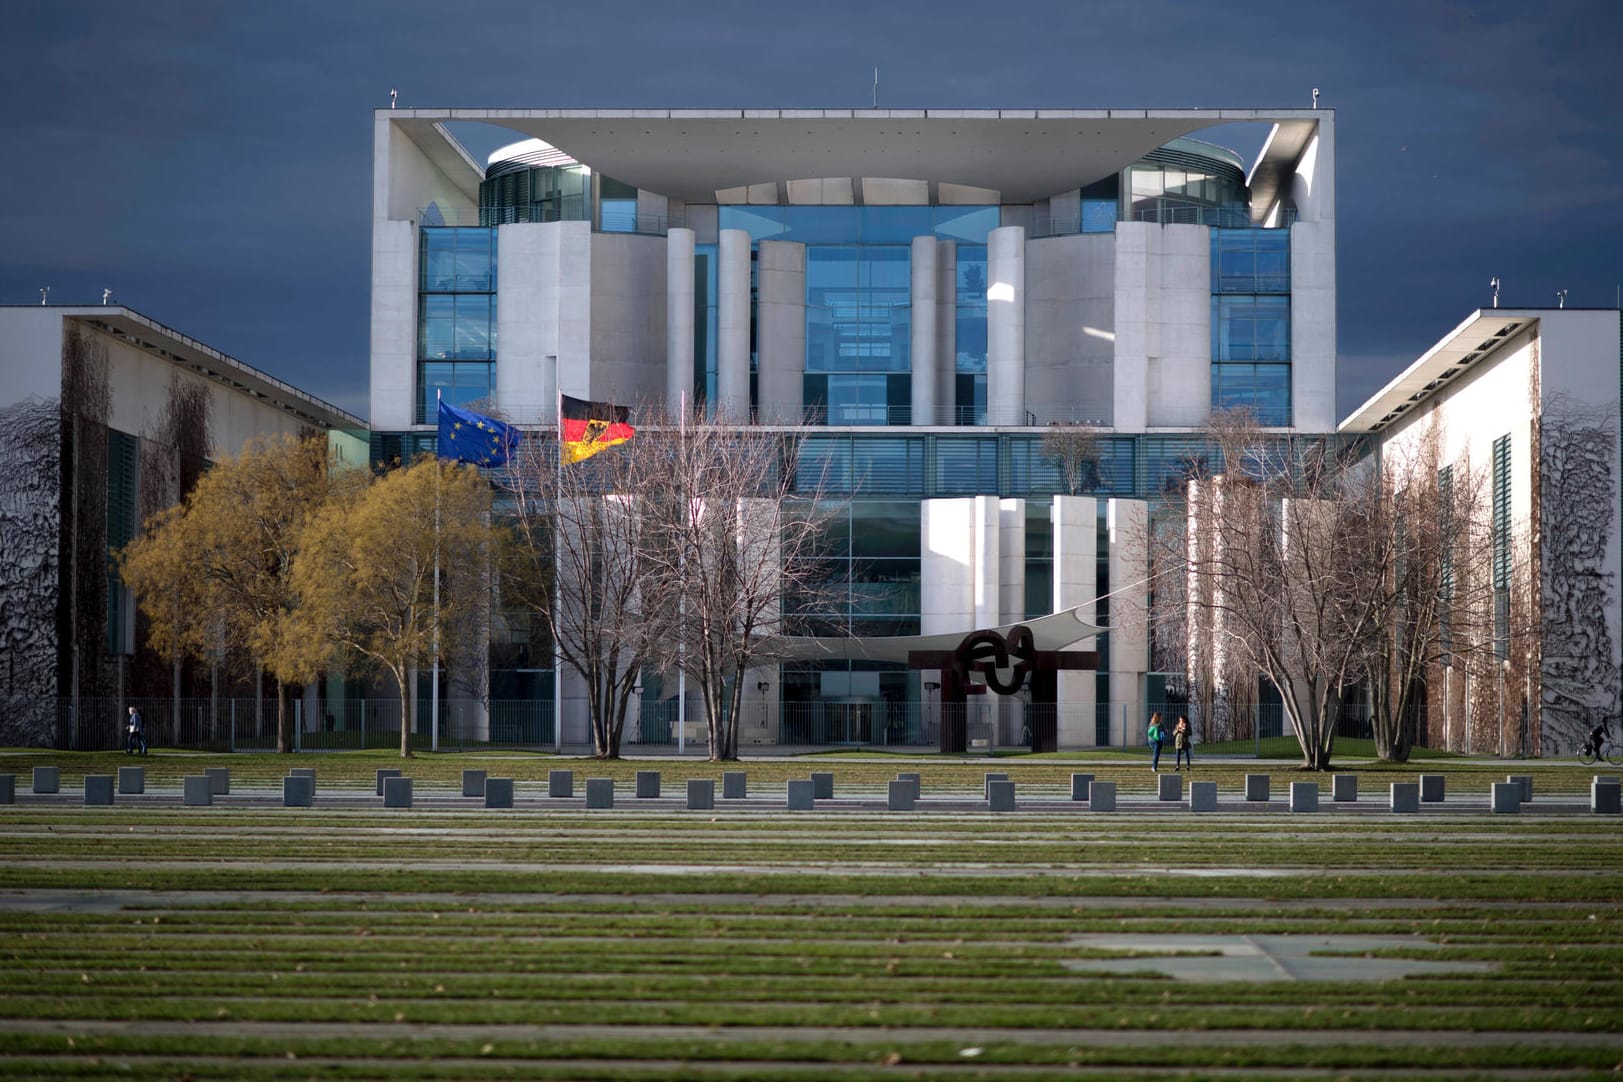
[1040,423,1105,495]
[1360,422,1497,762]
[640,416,832,761]
[501,432,665,759]
[1181,411,1388,770]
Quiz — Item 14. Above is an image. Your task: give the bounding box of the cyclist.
[1582,720,1611,761]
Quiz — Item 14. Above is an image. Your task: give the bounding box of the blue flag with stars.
[437,400,522,467]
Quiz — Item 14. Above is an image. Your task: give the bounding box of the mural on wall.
[0,396,62,746]
[1539,397,1621,754]
[59,327,113,747]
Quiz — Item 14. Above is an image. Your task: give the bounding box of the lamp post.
[756,680,771,743]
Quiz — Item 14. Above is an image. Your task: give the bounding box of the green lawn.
[0,755,1619,1079]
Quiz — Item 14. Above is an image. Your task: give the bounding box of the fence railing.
[14,694,1564,757]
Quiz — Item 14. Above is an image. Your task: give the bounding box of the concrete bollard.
[462,770,487,798]
[1507,774,1533,802]
[1419,774,1445,803]
[1289,781,1319,813]
[1070,773,1094,801]
[1244,774,1270,802]
[83,775,114,806]
[283,775,314,807]
[548,769,574,798]
[897,772,921,800]
[1390,782,1420,813]
[33,766,59,794]
[0,774,13,804]
[1089,780,1117,812]
[1591,779,1621,814]
[584,778,614,809]
[686,779,714,810]
[811,772,834,799]
[183,776,212,806]
[1189,780,1218,812]
[786,779,815,810]
[204,768,230,795]
[118,766,145,795]
[1490,782,1520,814]
[987,779,1016,811]
[722,771,747,799]
[290,767,316,779]
[1331,774,1358,802]
[383,776,413,808]
[635,770,661,799]
[375,768,401,796]
[484,778,514,809]
[1158,773,1182,802]
[983,772,1008,799]
[887,779,915,811]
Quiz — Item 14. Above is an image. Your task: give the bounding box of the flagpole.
[431,391,441,753]
[553,386,563,754]
[677,390,686,757]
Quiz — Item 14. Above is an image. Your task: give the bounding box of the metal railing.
[417,206,684,236]
[16,694,1572,757]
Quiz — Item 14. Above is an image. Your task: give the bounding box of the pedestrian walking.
[125,706,147,756]
[1147,712,1164,772]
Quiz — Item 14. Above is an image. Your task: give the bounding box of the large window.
[804,246,911,424]
[418,228,496,423]
[1212,229,1290,293]
[955,246,988,425]
[1211,362,1291,425]
[1212,295,1290,361]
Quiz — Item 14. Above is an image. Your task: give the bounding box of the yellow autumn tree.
[120,433,353,752]
[291,457,495,758]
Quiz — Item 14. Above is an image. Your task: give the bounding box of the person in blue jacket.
[1147,712,1164,772]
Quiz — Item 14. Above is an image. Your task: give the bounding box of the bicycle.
[1578,739,1623,766]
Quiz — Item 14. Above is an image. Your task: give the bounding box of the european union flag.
[437,400,522,467]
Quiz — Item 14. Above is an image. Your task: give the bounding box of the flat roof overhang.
[59,307,365,431]
[1338,310,1534,434]
[387,107,1326,206]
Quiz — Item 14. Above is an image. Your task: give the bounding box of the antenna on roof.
[39,287,49,306]
[1557,289,1568,309]
[390,88,398,110]
[1490,277,1500,308]
[102,288,112,305]
[1311,87,1320,109]
[873,67,879,108]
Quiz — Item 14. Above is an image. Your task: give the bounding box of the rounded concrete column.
[755,239,805,425]
[986,225,1026,426]
[935,239,957,424]
[717,228,752,423]
[665,227,695,421]
[909,235,938,426]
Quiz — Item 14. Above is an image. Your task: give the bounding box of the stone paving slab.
[1061,933,1496,982]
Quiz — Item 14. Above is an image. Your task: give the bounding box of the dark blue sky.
[3,0,1618,421]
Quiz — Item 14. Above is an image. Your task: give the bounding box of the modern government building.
[366,106,1335,750]
[2,105,1616,755]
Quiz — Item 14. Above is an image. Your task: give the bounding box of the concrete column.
[1054,496,1099,747]
[973,495,1001,631]
[368,219,417,429]
[921,497,978,636]
[717,228,752,423]
[986,226,1026,425]
[936,240,957,424]
[755,239,805,424]
[1108,499,1149,745]
[910,236,938,426]
[666,227,695,419]
[496,221,591,426]
[998,498,1026,626]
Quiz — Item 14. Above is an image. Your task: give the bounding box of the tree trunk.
[276,681,291,753]
[397,666,414,758]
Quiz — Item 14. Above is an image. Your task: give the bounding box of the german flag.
[560,394,635,464]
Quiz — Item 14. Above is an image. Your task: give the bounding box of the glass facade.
[715,206,999,426]
[1210,229,1291,426]
[418,228,496,423]
[479,162,591,226]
